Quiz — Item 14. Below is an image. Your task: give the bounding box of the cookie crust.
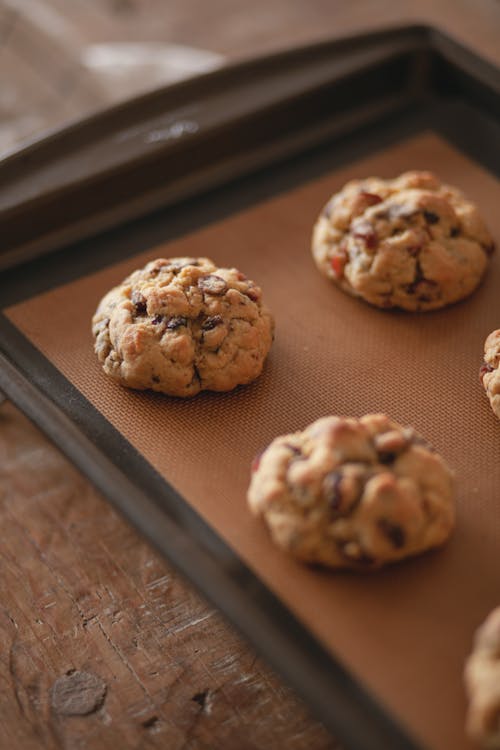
[92,257,274,397]
[247,414,455,570]
[312,171,494,311]
[480,330,500,420]
[465,606,500,748]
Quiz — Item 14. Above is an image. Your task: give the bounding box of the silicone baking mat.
[6,132,500,750]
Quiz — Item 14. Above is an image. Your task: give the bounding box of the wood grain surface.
[0,402,336,750]
[1,2,499,749]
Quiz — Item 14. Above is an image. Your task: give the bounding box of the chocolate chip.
[131,291,147,315]
[202,315,223,331]
[152,375,160,384]
[378,451,396,465]
[352,221,378,249]
[483,242,495,256]
[377,519,406,549]
[152,314,164,325]
[423,210,439,224]
[198,275,228,295]
[450,226,460,237]
[323,471,342,512]
[166,316,188,330]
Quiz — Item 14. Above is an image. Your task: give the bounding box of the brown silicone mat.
[7,132,500,750]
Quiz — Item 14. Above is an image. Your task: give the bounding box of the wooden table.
[1,2,499,748]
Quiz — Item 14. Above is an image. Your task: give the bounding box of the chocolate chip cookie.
[465,606,500,748]
[480,330,500,420]
[92,257,274,397]
[247,414,455,570]
[312,171,494,311]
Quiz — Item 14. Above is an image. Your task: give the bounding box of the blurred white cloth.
[82,42,223,101]
[0,1,224,155]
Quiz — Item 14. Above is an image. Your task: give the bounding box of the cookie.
[312,170,494,311]
[480,330,500,420]
[92,257,274,397]
[247,414,455,570]
[465,606,500,748]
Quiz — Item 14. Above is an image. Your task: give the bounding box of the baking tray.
[1,25,499,750]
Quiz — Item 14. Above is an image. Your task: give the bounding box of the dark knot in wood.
[51,670,107,716]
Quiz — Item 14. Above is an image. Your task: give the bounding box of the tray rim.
[1,24,500,750]
[0,24,430,164]
[1,22,498,167]
[2,23,500,271]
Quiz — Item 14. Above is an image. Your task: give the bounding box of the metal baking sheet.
[1,26,499,750]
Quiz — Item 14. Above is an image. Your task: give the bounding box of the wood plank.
[0,402,337,749]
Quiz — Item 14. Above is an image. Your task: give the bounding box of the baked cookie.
[480,330,500,420]
[312,170,494,311]
[247,414,455,570]
[465,606,500,748]
[92,257,274,397]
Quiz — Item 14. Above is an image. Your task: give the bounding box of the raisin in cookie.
[480,330,500,420]
[247,414,455,570]
[92,257,274,397]
[312,171,494,311]
[465,606,500,748]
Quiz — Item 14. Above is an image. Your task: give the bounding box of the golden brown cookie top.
[465,606,500,748]
[481,329,500,420]
[248,413,455,570]
[92,257,274,397]
[312,171,494,311]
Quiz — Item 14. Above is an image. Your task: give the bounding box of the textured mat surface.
[8,132,500,750]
